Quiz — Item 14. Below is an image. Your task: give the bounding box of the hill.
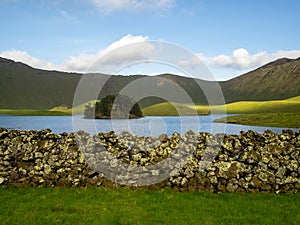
[221,57,300,102]
[0,57,82,109]
[0,57,300,109]
[0,58,214,109]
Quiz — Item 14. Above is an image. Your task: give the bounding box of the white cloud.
[180,48,300,71]
[0,49,57,70]
[214,48,300,70]
[209,48,268,70]
[1,39,300,79]
[61,34,153,71]
[88,0,175,14]
[0,34,152,72]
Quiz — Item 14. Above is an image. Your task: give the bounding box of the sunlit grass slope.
[214,112,300,128]
[1,96,299,117]
[142,96,300,116]
[224,98,300,114]
[142,102,210,116]
[49,100,100,115]
[0,109,71,116]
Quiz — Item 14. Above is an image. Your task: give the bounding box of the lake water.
[0,114,298,136]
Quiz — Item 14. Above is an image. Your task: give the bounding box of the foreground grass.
[214,112,300,128]
[0,187,299,225]
[0,109,71,116]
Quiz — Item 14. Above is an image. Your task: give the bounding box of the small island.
[84,94,143,119]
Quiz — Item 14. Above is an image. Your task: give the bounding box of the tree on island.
[84,94,143,119]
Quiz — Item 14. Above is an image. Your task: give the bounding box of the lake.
[0,114,298,136]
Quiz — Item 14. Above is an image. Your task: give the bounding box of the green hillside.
[143,96,300,116]
[1,95,299,117]
[221,57,300,102]
[142,102,210,116]
[0,58,82,109]
[224,98,300,114]
[0,57,300,110]
[214,113,300,128]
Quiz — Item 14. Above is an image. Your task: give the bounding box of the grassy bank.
[214,112,300,128]
[142,102,210,116]
[0,109,71,116]
[223,97,300,114]
[142,96,300,116]
[1,96,300,117]
[0,187,299,225]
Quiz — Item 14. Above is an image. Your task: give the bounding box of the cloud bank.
[1,34,300,78]
[207,48,300,70]
[179,48,300,72]
[0,34,151,72]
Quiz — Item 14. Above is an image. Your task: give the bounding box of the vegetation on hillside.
[0,109,71,116]
[221,57,300,102]
[213,113,300,128]
[142,95,300,116]
[1,57,300,110]
[84,94,143,119]
[1,95,299,118]
[142,102,211,116]
[0,57,82,109]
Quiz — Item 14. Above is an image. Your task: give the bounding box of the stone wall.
[0,128,299,193]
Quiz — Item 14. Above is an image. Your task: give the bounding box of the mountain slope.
[221,57,300,102]
[0,58,212,109]
[0,58,82,109]
[0,57,300,109]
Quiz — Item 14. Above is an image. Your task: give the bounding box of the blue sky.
[0,0,300,80]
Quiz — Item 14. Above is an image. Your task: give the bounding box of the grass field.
[1,96,300,120]
[142,96,300,116]
[49,100,100,115]
[141,102,210,116]
[0,187,299,225]
[214,112,300,128]
[0,109,71,116]
[223,98,300,114]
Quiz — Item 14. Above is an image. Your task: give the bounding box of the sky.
[0,0,300,80]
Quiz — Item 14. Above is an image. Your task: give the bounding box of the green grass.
[224,99,300,114]
[142,96,300,116]
[214,112,300,128]
[0,109,71,116]
[2,96,300,117]
[142,102,210,116]
[0,187,299,225]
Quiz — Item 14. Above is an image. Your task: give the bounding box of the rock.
[276,167,286,179]
[44,164,52,174]
[0,128,299,193]
[159,134,168,143]
[250,176,261,188]
[268,160,280,170]
[286,160,298,172]
[226,182,238,192]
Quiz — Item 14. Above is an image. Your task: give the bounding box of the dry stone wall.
[0,128,299,193]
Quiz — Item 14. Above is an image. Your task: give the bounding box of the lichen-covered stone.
[0,128,299,193]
